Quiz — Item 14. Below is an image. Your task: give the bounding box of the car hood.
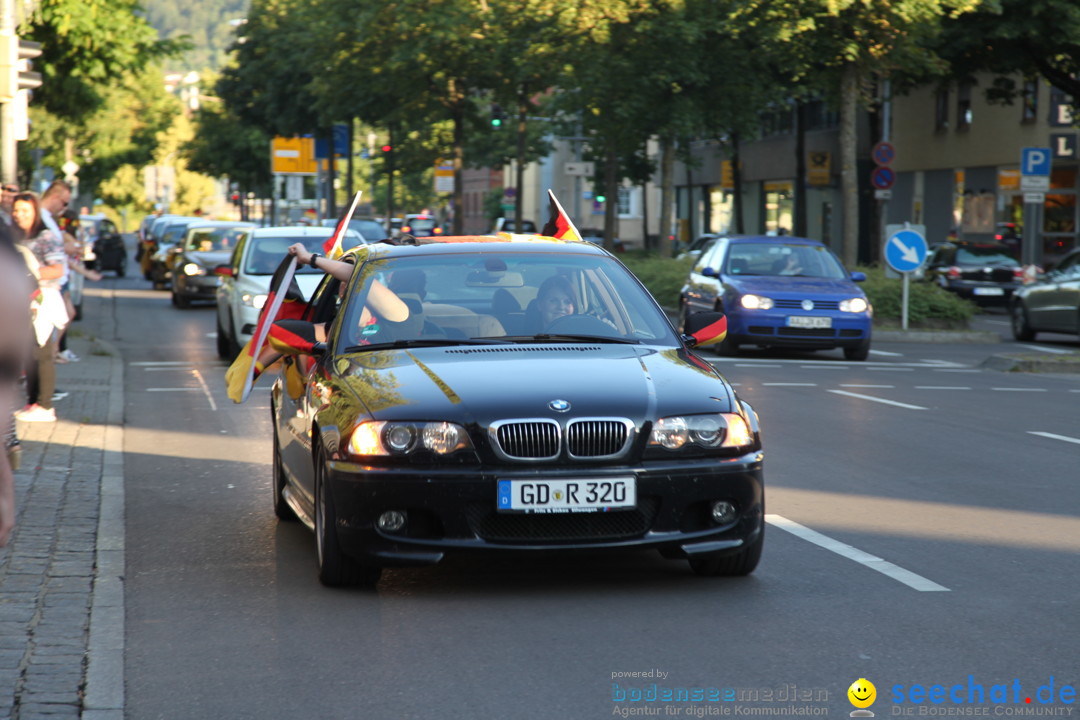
[334,344,736,423]
[728,275,863,296]
[185,250,232,267]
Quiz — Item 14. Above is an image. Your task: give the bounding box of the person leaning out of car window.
[247,242,413,384]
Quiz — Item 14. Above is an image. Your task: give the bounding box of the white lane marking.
[736,364,781,368]
[1028,431,1080,446]
[762,382,818,387]
[933,369,982,373]
[992,387,1048,392]
[130,361,196,366]
[840,384,894,388]
[766,515,949,592]
[1016,344,1075,354]
[191,369,218,412]
[147,388,199,392]
[802,365,849,370]
[827,389,928,410]
[867,367,914,372]
[869,349,902,356]
[919,359,967,367]
[914,386,971,390]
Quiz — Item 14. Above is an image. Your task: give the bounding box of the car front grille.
[773,299,840,310]
[466,496,659,543]
[490,418,635,461]
[777,327,836,337]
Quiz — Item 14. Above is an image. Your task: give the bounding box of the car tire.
[843,336,871,361]
[229,318,243,359]
[271,415,298,522]
[216,315,232,359]
[314,447,382,588]
[1011,302,1036,342]
[116,255,126,277]
[688,522,764,577]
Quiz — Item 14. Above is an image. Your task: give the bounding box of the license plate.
[497,478,636,514]
[973,287,1004,296]
[787,316,832,329]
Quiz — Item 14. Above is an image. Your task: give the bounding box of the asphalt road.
[99,261,1080,719]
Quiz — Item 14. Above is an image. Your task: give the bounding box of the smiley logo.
[848,678,876,709]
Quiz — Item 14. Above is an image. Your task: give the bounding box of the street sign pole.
[1020,147,1051,269]
[884,223,928,331]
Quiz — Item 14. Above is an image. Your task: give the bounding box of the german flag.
[691,315,728,347]
[541,190,583,241]
[323,190,363,260]
[225,254,307,403]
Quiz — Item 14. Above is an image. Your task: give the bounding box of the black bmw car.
[270,234,763,587]
[169,221,254,307]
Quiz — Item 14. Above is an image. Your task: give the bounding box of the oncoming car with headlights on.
[268,234,764,586]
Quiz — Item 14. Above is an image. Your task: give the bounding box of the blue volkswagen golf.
[679,235,872,360]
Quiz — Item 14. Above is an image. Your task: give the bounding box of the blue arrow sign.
[885,229,928,273]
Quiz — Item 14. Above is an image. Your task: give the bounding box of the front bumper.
[175,274,222,298]
[727,310,871,349]
[324,454,765,566]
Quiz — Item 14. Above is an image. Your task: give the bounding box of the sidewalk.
[0,288,124,720]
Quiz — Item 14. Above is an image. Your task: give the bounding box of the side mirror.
[213,265,234,278]
[850,271,867,282]
[702,267,719,278]
[681,311,728,348]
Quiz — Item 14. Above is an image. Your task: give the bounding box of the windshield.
[337,251,678,349]
[187,226,249,253]
[244,234,356,275]
[725,242,848,279]
[955,247,1019,266]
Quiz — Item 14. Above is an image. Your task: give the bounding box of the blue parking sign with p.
[1021,147,1052,176]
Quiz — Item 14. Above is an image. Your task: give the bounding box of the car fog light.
[710,501,737,525]
[377,510,407,532]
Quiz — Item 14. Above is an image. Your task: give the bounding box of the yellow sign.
[807,151,831,186]
[999,168,1020,192]
[271,137,316,175]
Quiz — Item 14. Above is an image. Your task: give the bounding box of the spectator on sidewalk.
[0,222,32,545]
[13,192,66,423]
[56,210,101,363]
[0,182,18,227]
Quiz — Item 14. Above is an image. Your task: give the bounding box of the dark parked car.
[1010,247,1080,341]
[679,235,872,360]
[81,214,126,276]
[269,234,763,586]
[170,221,255,307]
[146,217,205,289]
[922,241,1023,305]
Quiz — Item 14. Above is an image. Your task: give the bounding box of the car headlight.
[840,297,869,313]
[739,294,774,310]
[348,421,474,457]
[183,262,206,276]
[241,292,267,309]
[649,413,753,451]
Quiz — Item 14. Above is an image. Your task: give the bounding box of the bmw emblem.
[549,399,571,412]
[801,299,815,311]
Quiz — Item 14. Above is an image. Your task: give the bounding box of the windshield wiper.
[341,338,512,352]
[501,334,640,344]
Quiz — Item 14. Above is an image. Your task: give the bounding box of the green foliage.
[142,0,249,71]
[617,252,695,310]
[856,265,977,325]
[184,100,271,194]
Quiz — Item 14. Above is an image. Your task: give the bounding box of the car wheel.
[229,318,243,359]
[1011,302,1036,342]
[216,315,232,359]
[688,522,764,577]
[116,256,126,277]
[174,289,190,308]
[271,414,298,522]
[314,447,381,587]
[843,336,871,361]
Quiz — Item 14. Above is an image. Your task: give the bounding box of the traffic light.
[490,104,506,129]
[381,144,392,153]
[595,194,606,204]
[0,34,41,102]
[230,193,241,207]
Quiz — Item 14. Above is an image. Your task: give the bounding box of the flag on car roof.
[323,190,363,260]
[224,254,308,403]
[541,189,583,241]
